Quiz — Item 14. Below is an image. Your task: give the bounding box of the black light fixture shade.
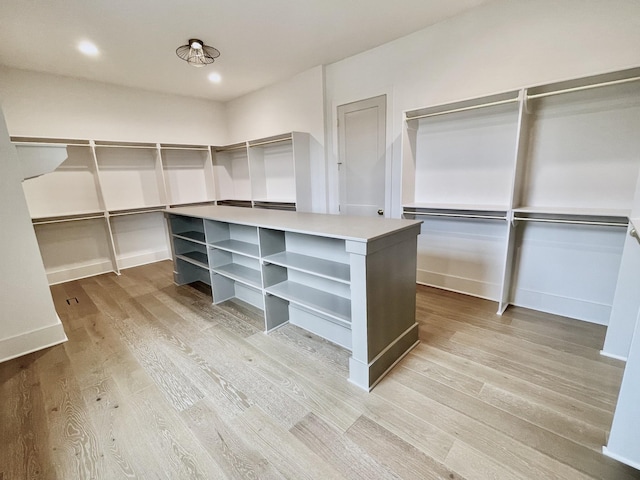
[176,39,220,67]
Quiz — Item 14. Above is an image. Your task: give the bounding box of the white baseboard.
[47,260,114,285]
[600,350,628,362]
[117,249,171,270]
[416,269,500,302]
[0,319,68,363]
[512,288,610,325]
[602,446,640,471]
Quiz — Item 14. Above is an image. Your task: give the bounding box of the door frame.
[329,88,394,216]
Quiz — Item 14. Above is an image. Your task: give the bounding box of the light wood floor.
[1,261,639,480]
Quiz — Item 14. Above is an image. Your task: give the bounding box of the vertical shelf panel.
[21,145,104,218]
[161,147,214,206]
[95,145,166,211]
[110,211,170,270]
[34,218,115,284]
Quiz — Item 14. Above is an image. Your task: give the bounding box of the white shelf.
[403,202,509,212]
[263,251,350,284]
[266,280,351,326]
[212,263,262,289]
[513,206,631,218]
[210,239,260,258]
[173,231,206,244]
[176,252,209,269]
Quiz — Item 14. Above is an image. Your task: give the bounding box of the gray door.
[337,95,386,217]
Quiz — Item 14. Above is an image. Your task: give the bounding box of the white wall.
[324,0,640,215]
[0,66,227,144]
[0,110,67,362]
[225,66,327,212]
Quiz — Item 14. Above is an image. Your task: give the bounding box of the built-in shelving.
[14,132,314,284]
[167,207,422,391]
[402,66,640,325]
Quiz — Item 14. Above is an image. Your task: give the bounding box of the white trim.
[602,446,640,471]
[599,350,628,362]
[0,320,67,363]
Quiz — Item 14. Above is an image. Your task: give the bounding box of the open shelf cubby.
[161,144,215,207]
[213,143,251,203]
[20,144,104,219]
[95,142,166,211]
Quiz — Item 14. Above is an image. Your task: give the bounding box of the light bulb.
[78,40,99,56]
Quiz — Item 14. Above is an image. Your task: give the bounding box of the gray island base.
[166,205,422,391]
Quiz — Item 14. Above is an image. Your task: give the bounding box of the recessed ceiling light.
[208,72,222,84]
[78,40,99,57]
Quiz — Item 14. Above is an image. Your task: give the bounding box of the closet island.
[166,205,422,391]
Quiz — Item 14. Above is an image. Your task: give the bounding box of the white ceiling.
[0,0,491,102]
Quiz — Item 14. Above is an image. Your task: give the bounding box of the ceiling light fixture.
[176,39,220,68]
[78,40,99,56]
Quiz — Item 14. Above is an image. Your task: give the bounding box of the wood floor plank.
[373,377,594,480]
[0,352,54,480]
[181,398,285,480]
[421,321,617,412]
[449,329,623,392]
[477,383,606,451]
[345,415,465,480]
[291,412,401,480]
[126,386,230,479]
[230,406,346,480]
[387,366,636,480]
[247,326,457,463]
[2,263,636,479]
[39,354,103,479]
[202,322,363,433]
[445,440,529,480]
[412,343,615,431]
[79,376,157,479]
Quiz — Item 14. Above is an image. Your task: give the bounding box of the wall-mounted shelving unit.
[14,131,314,285]
[166,205,422,391]
[402,66,640,327]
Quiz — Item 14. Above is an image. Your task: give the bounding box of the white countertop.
[168,206,422,242]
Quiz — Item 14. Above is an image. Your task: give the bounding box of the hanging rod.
[94,143,158,150]
[404,212,507,220]
[406,98,518,121]
[108,207,167,217]
[215,143,247,153]
[249,136,293,148]
[528,76,640,100]
[32,213,105,225]
[513,217,628,227]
